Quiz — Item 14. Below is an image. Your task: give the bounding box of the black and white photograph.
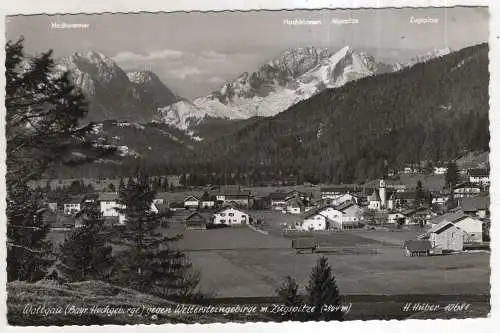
[3,2,493,327]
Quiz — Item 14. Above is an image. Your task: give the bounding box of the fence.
[247,224,269,235]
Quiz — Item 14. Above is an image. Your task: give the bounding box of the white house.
[98,192,126,224]
[429,210,483,243]
[325,193,355,206]
[452,182,482,199]
[63,202,81,215]
[468,169,490,186]
[200,192,216,209]
[301,214,327,231]
[268,192,288,210]
[453,216,483,243]
[368,190,382,210]
[184,195,200,209]
[433,167,448,175]
[388,212,405,224]
[212,207,249,225]
[62,195,86,215]
[300,203,364,231]
[285,197,305,215]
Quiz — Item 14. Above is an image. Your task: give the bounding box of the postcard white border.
[0,1,497,333]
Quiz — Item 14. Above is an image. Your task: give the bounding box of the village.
[36,163,490,257]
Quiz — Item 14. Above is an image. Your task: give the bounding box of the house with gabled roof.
[199,191,216,209]
[216,186,252,208]
[97,192,126,224]
[285,197,306,215]
[402,240,432,256]
[212,207,250,226]
[458,196,489,218]
[320,185,361,199]
[452,182,482,198]
[184,195,200,209]
[299,202,364,231]
[268,191,288,210]
[428,209,483,244]
[427,220,464,252]
[468,168,490,186]
[184,212,208,230]
[62,194,86,216]
[368,190,382,210]
[387,191,417,210]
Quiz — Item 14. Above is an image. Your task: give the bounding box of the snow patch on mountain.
[155,46,396,128]
[116,122,145,130]
[406,47,452,67]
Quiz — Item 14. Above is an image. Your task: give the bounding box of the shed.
[402,240,432,257]
[184,212,207,230]
[428,220,465,252]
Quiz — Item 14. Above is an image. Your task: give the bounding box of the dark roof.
[98,192,118,201]
[225,194,250,199]
[268,192,288,200]
[154,203,170,213]
[301,206,326,219]
[61,194,86,204]
[200,191,216,201]
[390,192,417,200]
[321,185,361,193]
[287,197,305,208]
[453,182,481,190]
[185,212,207,222]
[334,201,355,212]
[218,185,251,196]
[402,240,432,252]
[368,190,381,202]
[430,210,468,225]
[428,220,458,234]
[184,195,199,202]
[468,168,489,177]
[103,216,119,225]
[459,196,490,212]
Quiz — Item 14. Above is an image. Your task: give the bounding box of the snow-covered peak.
[127,70,157,85]
[407,47,452,67]
[155,46,394,130]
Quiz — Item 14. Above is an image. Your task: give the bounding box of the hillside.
[7,280,226,325]
[195,43,489,184]
[51,120,198,179]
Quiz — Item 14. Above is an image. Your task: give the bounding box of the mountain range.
[57,46,451,132]
[56,51,178,122]
[194,43,489,184]
[55,43,489,183]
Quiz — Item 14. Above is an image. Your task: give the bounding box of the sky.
[6,7,489,99]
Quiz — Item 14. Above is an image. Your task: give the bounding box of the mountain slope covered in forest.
[196,43,489,183]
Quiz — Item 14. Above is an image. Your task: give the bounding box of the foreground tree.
[306,256,343,321]
[56,203,114,282]
[6,38,113,281]
[274,276,304,321]
[112,174,200,299]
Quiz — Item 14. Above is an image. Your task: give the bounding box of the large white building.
[98,192,126,224]
[212,207,250,225]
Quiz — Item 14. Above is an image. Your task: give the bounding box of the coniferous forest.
[53,43,489,186]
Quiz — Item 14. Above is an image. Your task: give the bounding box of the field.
[46,210,490,302]
[160,212,489,299]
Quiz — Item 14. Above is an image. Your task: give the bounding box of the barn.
[184,212,208,230]
[428,220,465,252]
